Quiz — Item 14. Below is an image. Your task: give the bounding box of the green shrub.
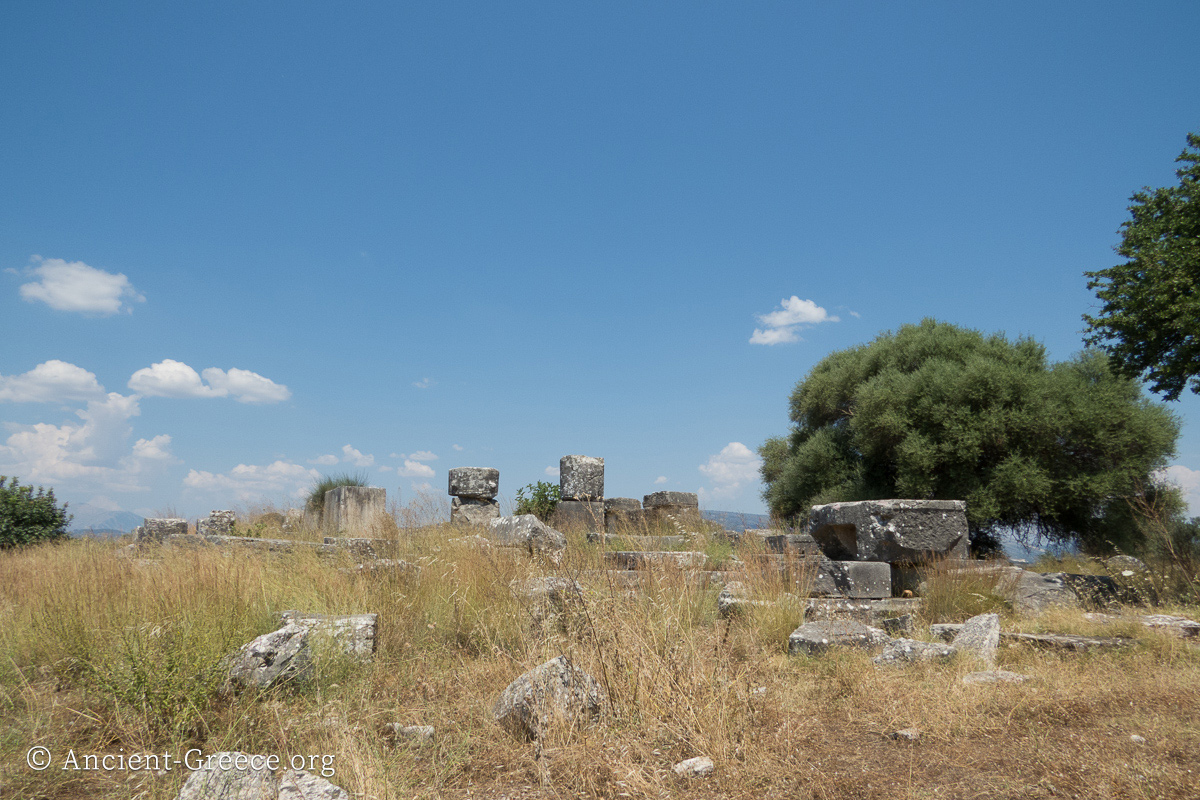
[0,476,71,549]
[514,480,560,521]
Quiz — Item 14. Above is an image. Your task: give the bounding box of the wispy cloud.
[654,475,668,485]
[308,454,339,466]
[397,460,435,478]
[452,444,464,451]
[750,296,838,345]
[406,450,437,461]
[413,377,434,389]
[1161,464,1200,514]
[184,460,320,502]
[201,368,291,404]
[18,256,145,315]
[544,466,559,476]
[0,360,106,403]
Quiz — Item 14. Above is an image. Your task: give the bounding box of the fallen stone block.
[672,756,714,777]
[873,638,957,665]
[223,612,378,691]
[383,723,435,744]
[643,491,699,508]
[338,558,419,577]
[890,728,922,741]
[881,615,914,635]
[951,613,1000,667]
[808,499,969,563]
[450,496,501,526]
[1002,632,1134,651]
[605,505,646,533]
[174,752,349,800]
[448,467,499,499]
[765,532,823,555]
[605,551,708,570]
[788,620,891,656]
[493,655,605,740]
[552,499,604,532]
[487,515,567,557]
[197,510,236,537]
[962,670,1032,685]
[560,455,604,500]
[278,611,378,657]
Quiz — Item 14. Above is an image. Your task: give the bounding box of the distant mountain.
[68,504,144,535]
[702,510,773,531]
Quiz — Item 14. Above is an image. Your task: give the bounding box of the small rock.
[672,756,714,777]
[384,724,435,744]
[1130,734,1147,745]
[493,655,605,740]
[890,728,921,742]
[962,670,1032,685]
[873,638,956,666]
[951,613,1000,667]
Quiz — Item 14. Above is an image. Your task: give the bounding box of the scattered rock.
[493,655,605,740]
[890,728,921,741]
[962,670,1032,685]
[1130,734,1147,745]
[672,756,714,777]
[1140,614,1200,638]
[486,515,567,558]
[788,620,891,656]
[951,613,1000,667]
[224,613,377,691]
[929,623,962,642]
[880,615,914,635]
[872,638,956,665]
[1002,632,1133,651]
[384,723,435,744]
[174,752,349,800]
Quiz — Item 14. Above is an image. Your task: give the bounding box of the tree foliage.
[0,476,72,548]
[1083,132,1200,401]
[759,320,1180,553]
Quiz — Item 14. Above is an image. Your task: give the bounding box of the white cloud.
[698,442,763,499]
[1161,464,1200,514]
[201,368,291,404]
[410,481,433,493]
[654,475,668,485]
[184,460,320,502]
[452,444,464,451]
[397,459,435,478]
[308,454,339,466]
[127,360,290,403]
[0,360,106,403]
[0,392,165,492]
[406,450,438,461]
[378,465,393,472]
[341,444,375,467]
[413,377,434,389]
[750,296,838,346]
[129,360,220,398]
[544,466,559,476]
[749,326,799,346]
[131,434,174,461]
[18,257,145,315]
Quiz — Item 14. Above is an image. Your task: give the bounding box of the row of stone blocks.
[558,491,700,534]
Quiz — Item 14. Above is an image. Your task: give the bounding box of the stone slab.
[324,486,386,534]
[643,491,699,508]
[552,499,604,532]
[605,550,708,570]
[447,467,499,499]
[808,499,969,564]
[765,532,823,555]
[560,455,604,500]
[604,497,642,512]
[810,559,892,598]
[450,496,501,526]
[804,597,923,624]
[788,620,891,656]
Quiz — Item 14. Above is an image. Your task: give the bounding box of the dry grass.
[2,523,1198,800]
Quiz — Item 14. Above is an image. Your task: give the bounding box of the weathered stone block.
[223,613,377,692]
[605,550,708,570]
[197,510,236,537]
[604,497,642,512]
[140,518,188,543]
[765,532,823,555]
[808,499,969,564]
[560,455,604,500]
[493,655,605,740]
[643,491,699,509]
[487,515,567,556]
[951,612,1000,666]
[605,507,646,534]
[873,638,957,666]
[450,496,501,526]
[788,620,891,656]
[552,499,604,532]
[448,467,499,499]
[808,559,893,599]
[324,486,386,534]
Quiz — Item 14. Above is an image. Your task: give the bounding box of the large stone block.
[764,532,823,555]
[788,620,891,656]
[324,486,387,534]
[808,499,968,564]
[448,467,499,499]
[552,499,604,532]
[487,515,567,556]
[643,491,699,509]
[605,500,645,534]
[808,559,893,599]
[560,455,604,500]
[450,496,501,526]
[493,655,605,740]
[604,497,642,512]
[140,518,188,543]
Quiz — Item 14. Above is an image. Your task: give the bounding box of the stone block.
[486,515,567,556]
[604,497,642,512]
[605,550,708,570]
[788,620,891,656]
[324,486,387,534]
[450,497,501,526]
[141,518,188,543]
[605,506,646,534]
[808,499,969,564]
[765,532,823,555]
[448,467,499,499]
[808,559,893,599]
[197,510,236,536]
[552,499,604,532]
[493,655,605,741]
[643,491,699,509]
[560,455,604,500]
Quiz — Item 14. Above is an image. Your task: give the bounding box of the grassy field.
[2,512,1198,800]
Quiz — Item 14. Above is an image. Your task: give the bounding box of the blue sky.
[2,2,1199,521]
